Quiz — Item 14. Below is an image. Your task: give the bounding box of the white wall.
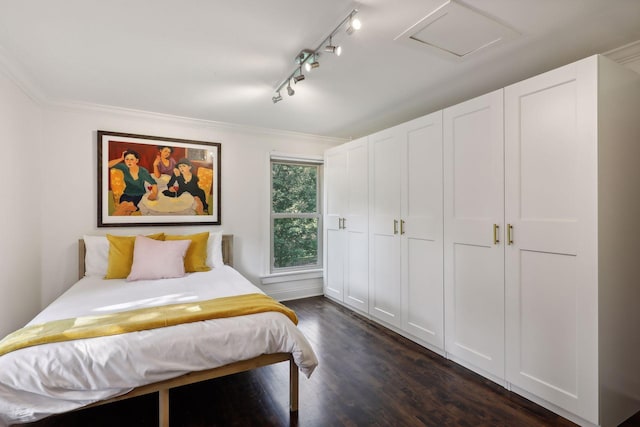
[0,69,43,337]
[0,65,342,337]
[38,104,342,308]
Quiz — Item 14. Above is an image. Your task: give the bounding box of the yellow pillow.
[105,233,165,279]
[164,232,211,272]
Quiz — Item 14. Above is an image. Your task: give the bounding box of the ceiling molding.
[604,39,640,65]
[0,45,47,104]
[43,98,348,144]
[0,42,346,144]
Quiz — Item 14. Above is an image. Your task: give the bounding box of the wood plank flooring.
[26,296,640,427]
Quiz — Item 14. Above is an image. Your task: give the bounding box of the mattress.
[0,266,318,426]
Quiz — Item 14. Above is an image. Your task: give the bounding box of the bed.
[0,233,318,426]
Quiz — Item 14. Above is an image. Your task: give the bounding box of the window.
[270,159,322,273]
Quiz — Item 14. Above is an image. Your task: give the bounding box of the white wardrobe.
[368,112,444,349]
[443,89,505,382]
[502,55,640,427]
[324,54,640,427]
[324,137,369,313]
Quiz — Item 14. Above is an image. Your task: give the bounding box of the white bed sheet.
[0,266,318,426]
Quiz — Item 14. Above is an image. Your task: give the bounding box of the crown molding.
[604,39,640,65]
[0,44,346,144]
[44,98,347,143]
[0,45,47,104]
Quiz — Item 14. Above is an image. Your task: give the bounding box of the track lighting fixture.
[324,36,342,56]
[305,54,320,72]
[271,9,359,103]
[293,67,305,83]
[346,13,362,35]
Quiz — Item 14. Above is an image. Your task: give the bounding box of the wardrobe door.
[324,146,348,301]
[344,139,369,312]
[401,112,444,349]
[443,89,505,380]
[504,58,598,423]
[369,127,402,328]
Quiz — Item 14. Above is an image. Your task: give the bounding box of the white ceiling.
[0,0,639,139]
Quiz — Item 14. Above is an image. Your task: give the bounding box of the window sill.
[260,269,323,285]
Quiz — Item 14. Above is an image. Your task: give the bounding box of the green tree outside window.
[271,162,321,271]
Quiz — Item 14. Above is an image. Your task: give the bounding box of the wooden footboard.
[79,353,298,427]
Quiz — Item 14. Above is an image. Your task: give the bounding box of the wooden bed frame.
[75,234,299,427]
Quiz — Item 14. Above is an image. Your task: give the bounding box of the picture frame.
[97,130,221,227]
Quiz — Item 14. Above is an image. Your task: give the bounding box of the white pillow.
[83,235,110,277]
[127,235,191,281]
[207,231,224,268]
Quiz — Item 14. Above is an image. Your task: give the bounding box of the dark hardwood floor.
[26,296,640,427]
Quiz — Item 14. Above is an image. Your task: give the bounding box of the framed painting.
[97,130,221,227]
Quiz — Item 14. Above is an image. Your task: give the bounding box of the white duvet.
[0,267,318,426]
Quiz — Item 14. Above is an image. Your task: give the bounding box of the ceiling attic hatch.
[394,0,519,61]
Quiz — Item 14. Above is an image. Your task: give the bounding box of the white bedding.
[0,267,318,426]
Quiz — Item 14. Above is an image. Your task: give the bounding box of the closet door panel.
[344,141,369,312]
[451,243,504,359]
[406,238,442,344]
[402,113,444,348]
[369,129,402,327]
[371,233,401,324]
[444,90,505,379]
[346,142,369,232]
[345,231,368,309]
[325,230,346,300]
[518,250,577,394]
[518,82,578,221]
[325,148,347,231]
[324,148,348,300]
[505,59,598,421]
[450,108,498,220]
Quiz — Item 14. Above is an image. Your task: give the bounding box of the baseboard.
[323,293,447,358]
[508,384,597,427]
[445,353,507,388]
[266,284,324,302]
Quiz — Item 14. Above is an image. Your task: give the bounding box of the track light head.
[287,83,295,96]
[325,37,342,56]
[305,54,320,72]
[293,67,305,83]
[328,45,342,56]
[272,92,282,103]
[346,15,362,35]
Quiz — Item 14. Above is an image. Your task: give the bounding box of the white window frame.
[269,154,323,274]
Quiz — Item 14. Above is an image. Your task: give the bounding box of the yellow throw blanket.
[0,293,297,357]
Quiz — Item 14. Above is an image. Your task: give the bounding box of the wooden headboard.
[78,234,234,280]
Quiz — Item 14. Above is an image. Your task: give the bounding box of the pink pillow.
[127,235,191,281]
